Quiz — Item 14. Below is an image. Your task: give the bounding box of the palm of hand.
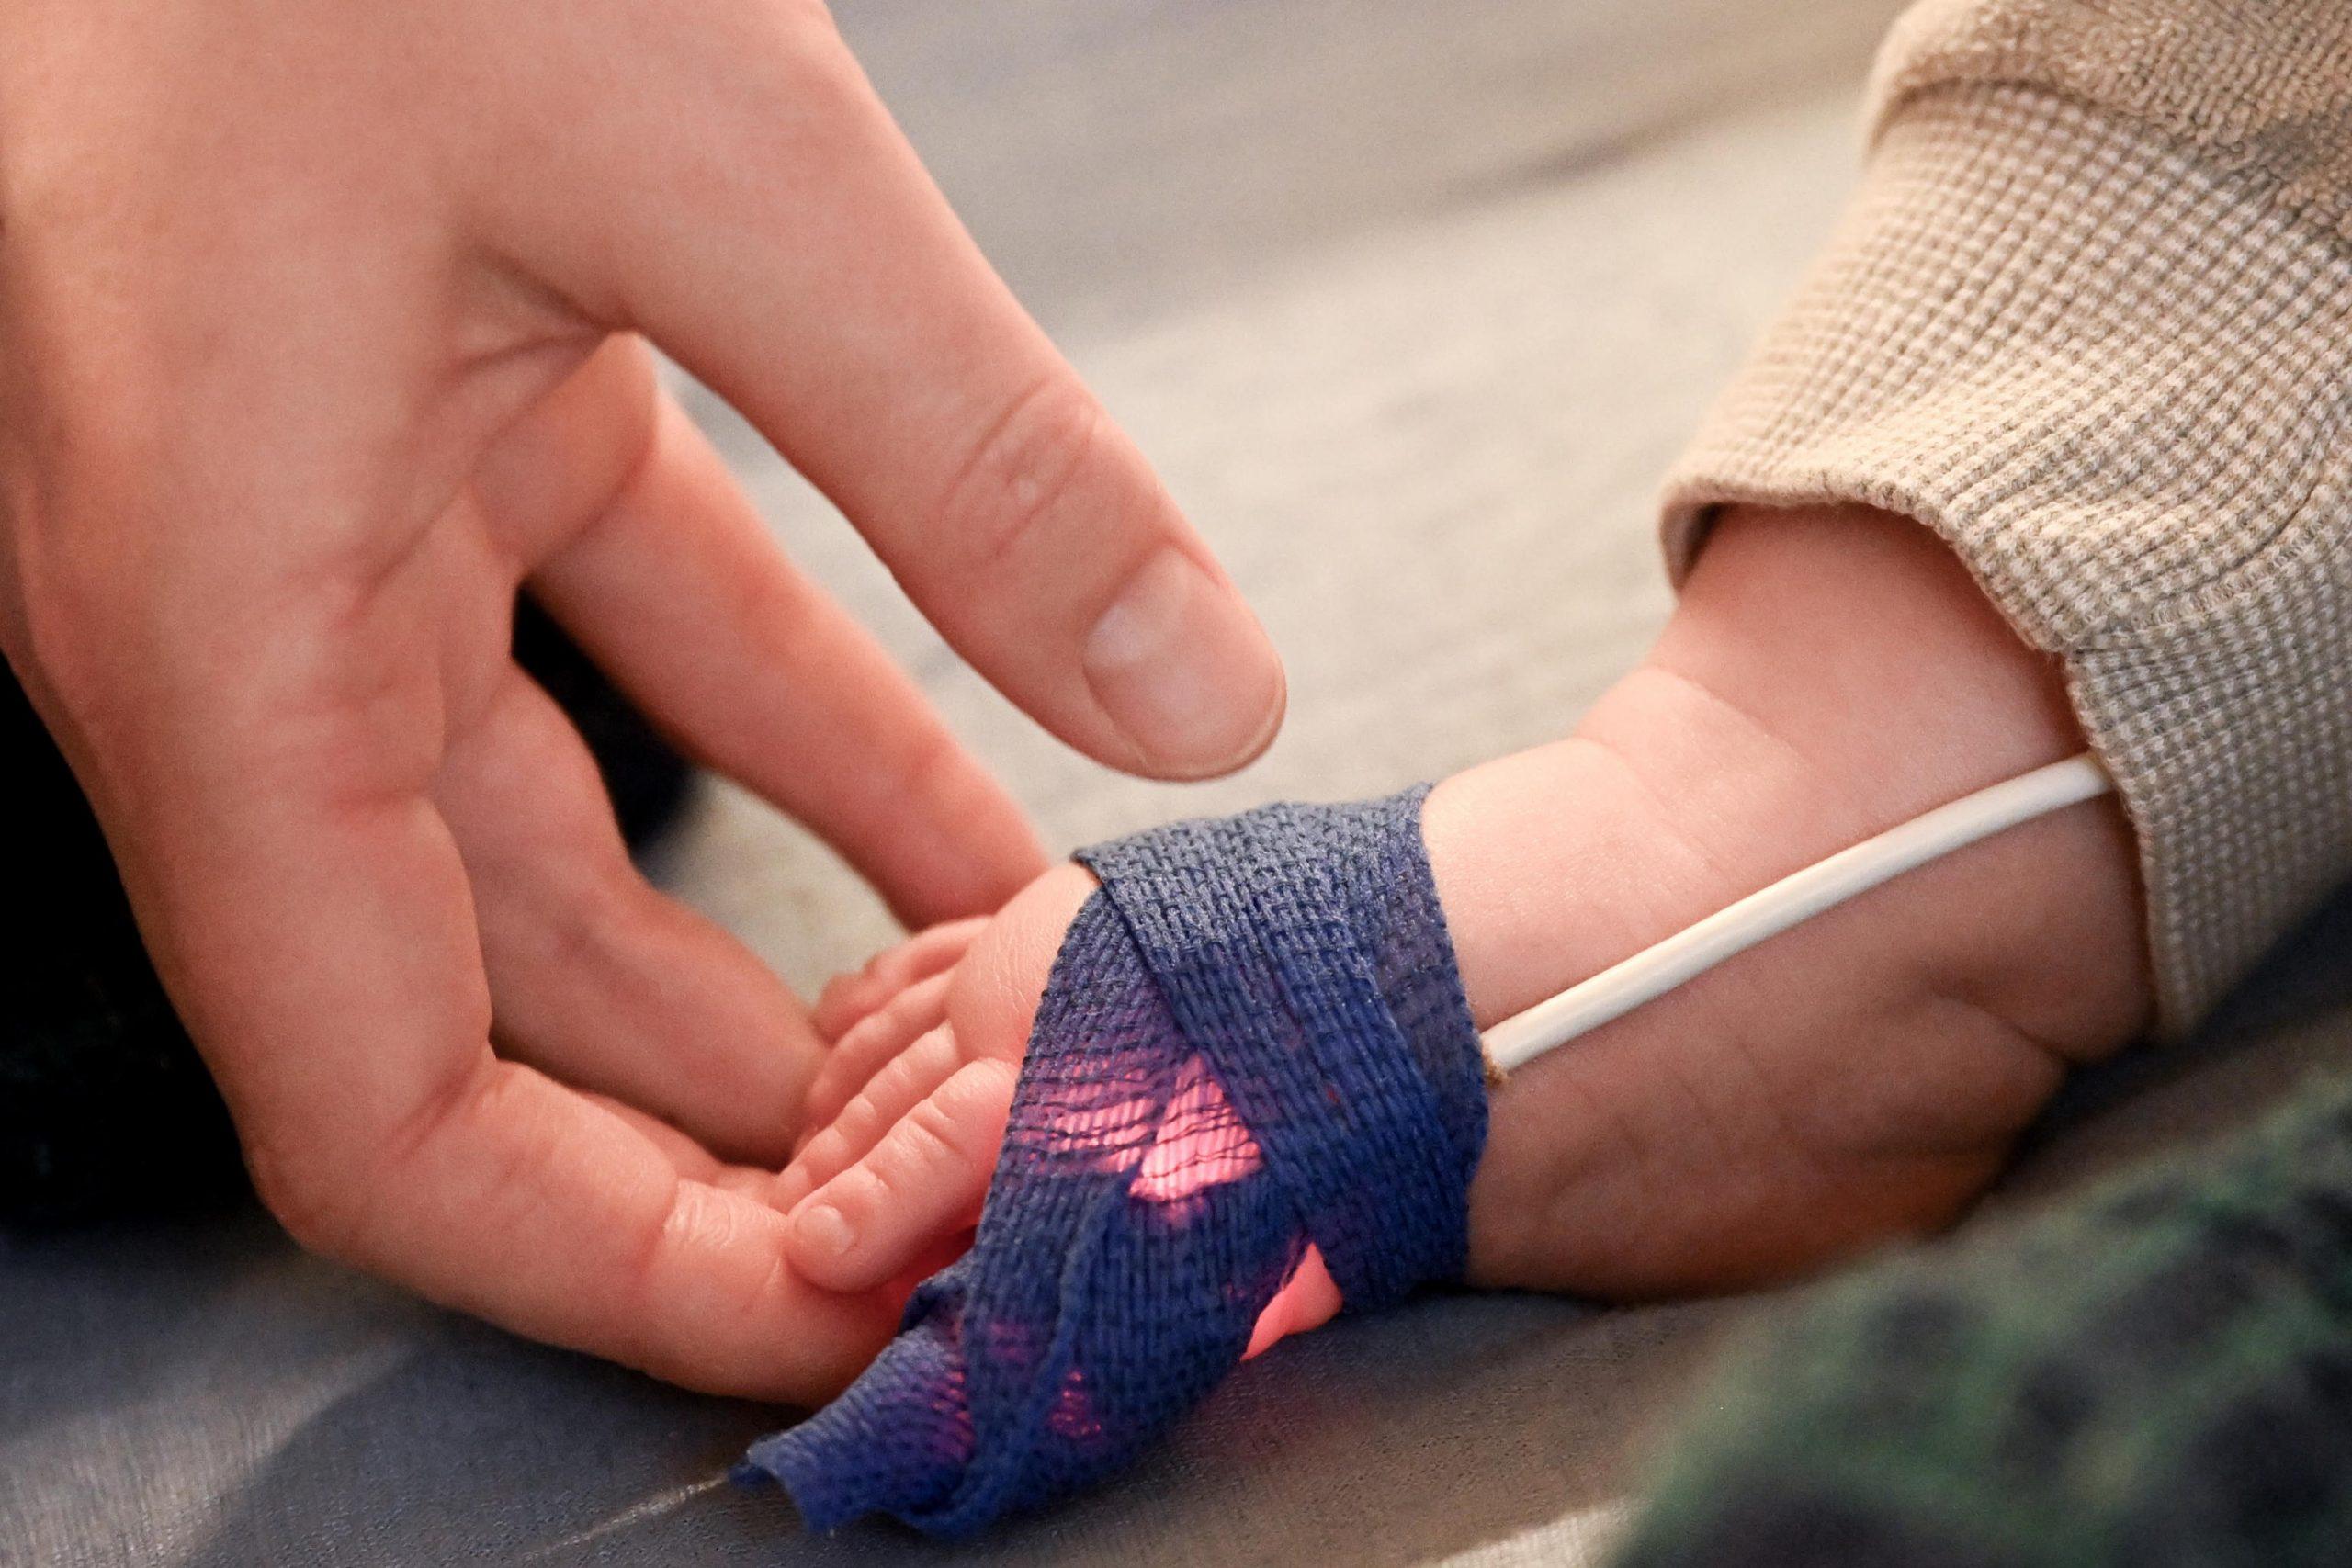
[0,0,1288,1398]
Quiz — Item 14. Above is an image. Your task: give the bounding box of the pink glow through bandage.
[740,787,1489,1538]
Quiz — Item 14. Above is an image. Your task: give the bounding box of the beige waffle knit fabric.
[1664,4,2352,1035]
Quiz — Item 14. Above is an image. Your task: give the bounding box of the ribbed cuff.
[1662,84,2352,1035]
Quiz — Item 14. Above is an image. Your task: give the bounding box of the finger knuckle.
[797,1123,853,1181]
[850,1076,911,1135]
[899,1021,967,1079]
[813,972,865,1025]
[6,558,130,736]
[874,719,977,836]
[933,375,1108,571]
[903,1091,975,1165]
[825,1056,888,1122]
[826,1085,888,1145]
[249,1148,369,1260]
[921,918,989,964]
[967,1055,1023,1101]
[836,1156,901,1217]
[481,337,661,570]
[831,1011,893,1077]
[936,1059,1016,1132]
[877,969,944,1032]
[802,1066,854,1131]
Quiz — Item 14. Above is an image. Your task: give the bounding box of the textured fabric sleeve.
[1662,6,2352,1035]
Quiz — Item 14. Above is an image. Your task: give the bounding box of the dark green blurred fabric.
[1614,1069,2352,1568]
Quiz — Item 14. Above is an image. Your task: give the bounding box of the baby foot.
[776,503,2152,1348]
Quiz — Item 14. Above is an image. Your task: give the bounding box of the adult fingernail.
[1082,549,1285,778]
[793,1201,854,1260]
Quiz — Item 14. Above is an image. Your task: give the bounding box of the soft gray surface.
[9,2,2350,1563]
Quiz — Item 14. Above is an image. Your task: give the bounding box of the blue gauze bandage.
[740,786,1489,1538]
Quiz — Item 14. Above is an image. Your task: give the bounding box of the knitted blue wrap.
[741,787,1488,1538]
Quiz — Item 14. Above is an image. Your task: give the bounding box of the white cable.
[1479,752,2116,1073]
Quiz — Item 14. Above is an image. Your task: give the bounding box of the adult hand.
[0,0,1284,1400]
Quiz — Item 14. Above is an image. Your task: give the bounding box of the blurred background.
[662,0,1914,997]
